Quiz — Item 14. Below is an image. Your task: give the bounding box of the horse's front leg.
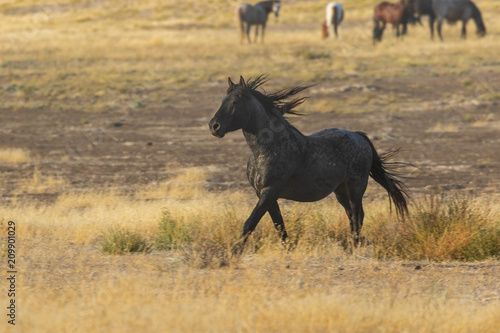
[232,188,280,255]
[429,16,435,40]
[267,200,288,243]
[461,20,467,39]
[254,25,260,43]
[261,23,266,43]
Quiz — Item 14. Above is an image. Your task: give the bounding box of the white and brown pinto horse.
[322,2,344,39]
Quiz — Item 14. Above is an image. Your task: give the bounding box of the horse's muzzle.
[209,120,225,138]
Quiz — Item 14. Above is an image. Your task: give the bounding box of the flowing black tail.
[357,132,409,217]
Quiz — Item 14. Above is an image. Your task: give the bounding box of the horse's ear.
[239,75,247,90]
[227,77,234,88]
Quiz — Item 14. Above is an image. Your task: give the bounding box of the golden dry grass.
[13,168,68,195]
[0,148,31,163]
[1,185,499,332]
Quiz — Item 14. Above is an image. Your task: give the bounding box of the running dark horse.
[209,75,409,254]
[432,0,486,41]
[238,1,281,44]
[373,0,412,42]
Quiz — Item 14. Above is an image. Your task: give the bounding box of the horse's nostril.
[213,123,221,132]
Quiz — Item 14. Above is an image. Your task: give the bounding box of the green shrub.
[155,210,194,250]
[101,227,148,255]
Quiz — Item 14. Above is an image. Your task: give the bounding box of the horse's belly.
[278,167,344,202]
[279,185,333,202]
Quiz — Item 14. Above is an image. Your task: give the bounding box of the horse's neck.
[242,108,302,156]
[471,6,484,29]
[257,1,273,13]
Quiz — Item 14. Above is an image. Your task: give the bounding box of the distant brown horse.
[373,0,411,42]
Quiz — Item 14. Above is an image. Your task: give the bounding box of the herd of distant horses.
[238,0,487,43]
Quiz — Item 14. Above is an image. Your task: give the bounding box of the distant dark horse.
[373,0,412,42]
[209,75,409,254]
[322,2,344,39]
[412,0,437,39]
[432,0,486,40]
[238,1,281,43]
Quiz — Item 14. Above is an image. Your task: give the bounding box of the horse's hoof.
[231,242,244,257]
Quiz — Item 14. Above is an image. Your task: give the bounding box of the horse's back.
[238,3,267,24]
[415,0,434,16]
[326,2,344,25]
[375,1,409,24]
[307,129,372,170]
[310,129,370,151]
[433,0,472,21]
[374,2,394,21]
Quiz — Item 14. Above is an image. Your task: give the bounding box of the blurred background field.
[0,0,499,332]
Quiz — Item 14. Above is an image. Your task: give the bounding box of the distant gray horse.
[209,75,409,254]
[433,0,486,40]
[238,1,281,43]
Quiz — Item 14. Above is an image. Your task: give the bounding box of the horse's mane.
[229,74,310,125]
[257,0,279,6]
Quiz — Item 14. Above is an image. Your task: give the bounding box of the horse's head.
[321,21,328,39]
[273,1,281,17]
[476,21,486,37]
[209,76,254,138]
[373,26,383,42]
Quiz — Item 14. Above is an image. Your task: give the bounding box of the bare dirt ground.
[1,67,498,203]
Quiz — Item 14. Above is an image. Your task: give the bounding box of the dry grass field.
[1,0,500,332]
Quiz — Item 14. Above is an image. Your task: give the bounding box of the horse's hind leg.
[461,20,467,39]
[343,179,368,245]
[334,183,353,230]
[267,201,288,243]
[254,25,260,43]
[429,16,435,40]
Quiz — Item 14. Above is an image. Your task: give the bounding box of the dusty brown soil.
[1,69,499,203]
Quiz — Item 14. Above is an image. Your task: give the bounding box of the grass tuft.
[0,148,31,163]
[101,227,149,255]
[182,236,232,269]
[155,210,193,250]
[370,195,500,261]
